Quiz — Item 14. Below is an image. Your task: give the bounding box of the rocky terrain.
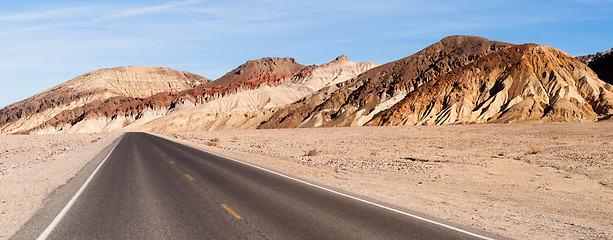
[260,36,514,128]
[1,36,611,134]
[260,36,613,128]
[164,122,613,240]
[368,44,613,126]
[0,57,379,134]
[0,66,208,134]
[202,57,305,88]
[139,56,380,131]
[0,133,120,238]
[578,48,613,85]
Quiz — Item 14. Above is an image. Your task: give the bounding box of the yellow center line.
[170,161,175,165]
[185,174,195,181]
[220,204,243,220]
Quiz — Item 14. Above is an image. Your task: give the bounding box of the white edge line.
[187,141,495,240]
[37,134,124,240]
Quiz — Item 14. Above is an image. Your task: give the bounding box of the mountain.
[577,48,613,85]
[29,57,306,134]
[138,56,380,131]
[0,56,379,134]
[4,36,610,134]
[204,57,305,88]
[259,35,514,128]
[297,55,378,90]
[367,44,613,126]
[260,36,613,128]
[0,66,208,134]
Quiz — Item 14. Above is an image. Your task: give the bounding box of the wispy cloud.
[0,6,91,22]
[97,0,206,21]
[0,0,209,37]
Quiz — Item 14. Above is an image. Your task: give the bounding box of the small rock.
[600,180,609,186]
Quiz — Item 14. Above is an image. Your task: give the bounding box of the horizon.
[1,0,612,109]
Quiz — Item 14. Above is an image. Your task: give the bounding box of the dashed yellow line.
[170,161,175,165]
[220,204,243,220]
[185,174,195,181]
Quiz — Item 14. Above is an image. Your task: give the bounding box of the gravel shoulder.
[162,122,613,240]
[0,133,121,239]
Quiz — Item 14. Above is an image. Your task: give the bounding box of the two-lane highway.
[14,132,498,239]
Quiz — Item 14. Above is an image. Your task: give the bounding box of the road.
[13,132,498,239]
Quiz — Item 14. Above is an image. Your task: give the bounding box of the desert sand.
[0,133,120,239]
[1,122,611,239]
[162,122,613,239]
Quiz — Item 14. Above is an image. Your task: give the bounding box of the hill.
[368,44,613,126]
[260,36,613,128]
[139,56,380,131]
[0,66,208,134]
[259,36,514,128]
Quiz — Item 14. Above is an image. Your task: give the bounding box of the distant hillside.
[0,66,208,134]
[260,36,613,128]
[204,57,305,88]
[139,55,380,131]
[577,48,613,85]
[368,44,613,126]
[0,56,380,134]
[3,36,611,134]
[260,35,514,128]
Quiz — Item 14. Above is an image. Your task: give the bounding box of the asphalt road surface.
[13,132,500,240]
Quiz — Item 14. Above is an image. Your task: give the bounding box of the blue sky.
[1,0,612,108]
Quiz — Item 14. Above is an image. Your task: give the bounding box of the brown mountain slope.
[204,57,305,87]
[7,58,310,134]
[577,48,613,85]
[0,66,208,134]
[367,44,613,126]
[137,56,380,132]
[259,35,514,128]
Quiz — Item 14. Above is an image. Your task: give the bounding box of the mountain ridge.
[259,35,515,128]
[2,36,612,134]
[0,56,380,134]
[367,44,613,126]
[0,66,208,134]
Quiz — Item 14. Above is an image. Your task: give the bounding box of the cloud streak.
[0,7,91,22]
[97,0,206,21]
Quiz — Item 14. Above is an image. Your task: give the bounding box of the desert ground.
[162,122,613,240]
[0,133,120,239]
[0,122,611,239]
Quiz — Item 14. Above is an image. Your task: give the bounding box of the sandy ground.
[163,122,613,240]
[0,133,120,239]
